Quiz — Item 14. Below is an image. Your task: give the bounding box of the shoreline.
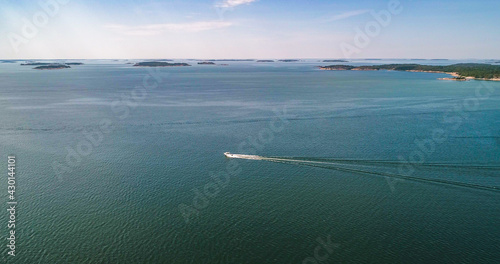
[423,71,500,81]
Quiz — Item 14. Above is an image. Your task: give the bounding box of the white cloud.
[327,9,370,22]
[215,0,257,8]
[105,21,233,36]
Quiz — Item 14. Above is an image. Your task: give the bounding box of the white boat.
[224,152,239,158]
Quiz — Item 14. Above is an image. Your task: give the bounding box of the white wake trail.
[225,153,350,167]
[223,152,500,193]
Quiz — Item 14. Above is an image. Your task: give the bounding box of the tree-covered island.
[33,64,71,70]
[134,62,191,67]
[319,63,500,81]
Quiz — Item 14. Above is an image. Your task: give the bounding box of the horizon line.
[2,58,499,61]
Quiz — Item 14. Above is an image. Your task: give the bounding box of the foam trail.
[269,157,500,170]
[275,159,500,193]
[224,153,264,160]
[228,154,356,167]
[225,153,500,193]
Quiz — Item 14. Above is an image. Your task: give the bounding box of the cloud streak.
[215,0,257,8]
[105,21,233,36]
[327,9,370,22]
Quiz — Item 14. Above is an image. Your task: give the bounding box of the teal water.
[0,60,499,263]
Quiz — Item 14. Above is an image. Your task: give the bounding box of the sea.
[0,59,499,263]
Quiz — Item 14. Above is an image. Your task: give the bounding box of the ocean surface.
[0,59,499,263]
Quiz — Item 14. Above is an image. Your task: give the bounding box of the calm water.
[0,60,499,263]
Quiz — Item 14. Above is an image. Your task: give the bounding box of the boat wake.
[224,152,264,160]
[224,153,500,193]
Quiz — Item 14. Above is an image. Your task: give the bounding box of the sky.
[1,0,499,59]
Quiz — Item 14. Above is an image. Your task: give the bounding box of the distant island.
[0,60,20,63]
[21,62,83,70]
[21,62,53,66]
[320,65,356,71]
[323,59,348,63]
[257,60,274,63]
[319,63,500,81]
[34,64,71,70]
[206,59,254,62]
[278,60,299,62]
[198,62,216,65]
[21,62,83,67]
[134,62,191,67]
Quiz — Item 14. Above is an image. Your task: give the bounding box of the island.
[133,62,191,67]
[33,64,71,70]
[198,62,216,65]
[319,63,500,81]
[21,62,52,66]
[278,60,299,62]
[206,59,254,62]
[21,62,83,66]
[20,62,83,70]
[323,59,349,63]
[319,65,355,71]
[257,60,275,63]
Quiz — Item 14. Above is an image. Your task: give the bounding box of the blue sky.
[1,0,499,59]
